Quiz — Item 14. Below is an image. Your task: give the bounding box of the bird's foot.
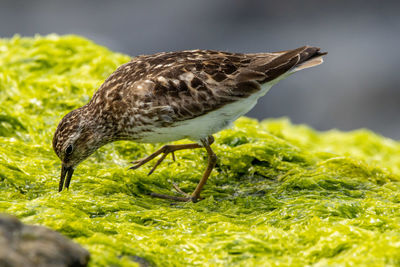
[130,143,202,175]
[172,183,190,197]
[133,136,215,203]
[131,148,176,176]
[148,192,197,202]
[148,183,203,203]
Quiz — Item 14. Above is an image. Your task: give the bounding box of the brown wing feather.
[91,47,326,127]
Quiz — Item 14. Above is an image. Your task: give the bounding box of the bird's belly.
[138,83,273,143]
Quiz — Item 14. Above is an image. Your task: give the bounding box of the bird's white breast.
[138,80,277,143]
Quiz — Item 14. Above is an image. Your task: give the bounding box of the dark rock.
[0,214,90,267]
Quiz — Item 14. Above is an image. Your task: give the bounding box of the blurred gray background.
[1,0,400,138]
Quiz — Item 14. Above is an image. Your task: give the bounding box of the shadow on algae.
[0,34,400,267]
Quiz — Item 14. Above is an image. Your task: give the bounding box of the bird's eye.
[65,144,73,155]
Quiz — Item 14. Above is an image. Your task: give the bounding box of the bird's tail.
[250,46,327,83]
[291,47,327,73]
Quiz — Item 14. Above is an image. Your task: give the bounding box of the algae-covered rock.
[0,34,400,266]
[0,214,89,267]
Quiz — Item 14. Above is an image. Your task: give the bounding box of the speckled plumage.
[53,46,326,201]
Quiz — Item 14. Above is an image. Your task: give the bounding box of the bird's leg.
[189,137,217,201]
[130,138,214,175]
[146,135,217,202]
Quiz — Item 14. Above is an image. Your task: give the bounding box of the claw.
[172,183,190,197]
[148,153,168,175]
[129,160,145,170]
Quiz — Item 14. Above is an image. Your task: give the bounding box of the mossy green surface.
[1,35,400,266]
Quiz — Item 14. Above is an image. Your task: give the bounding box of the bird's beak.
[59,164,74,192]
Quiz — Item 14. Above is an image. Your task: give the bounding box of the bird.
[53,46,327,202]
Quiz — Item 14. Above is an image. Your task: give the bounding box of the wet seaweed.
[1,35,400,266]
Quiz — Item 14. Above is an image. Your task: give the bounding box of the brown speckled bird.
[53,46,326,202]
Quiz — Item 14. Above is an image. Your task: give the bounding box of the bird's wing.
[94,47,326,125]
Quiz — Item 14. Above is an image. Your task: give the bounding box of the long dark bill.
[59,164,74,192]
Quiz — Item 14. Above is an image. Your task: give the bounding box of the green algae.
[1,34,400,266]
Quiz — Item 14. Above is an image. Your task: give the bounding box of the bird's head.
[53,108,104,192]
